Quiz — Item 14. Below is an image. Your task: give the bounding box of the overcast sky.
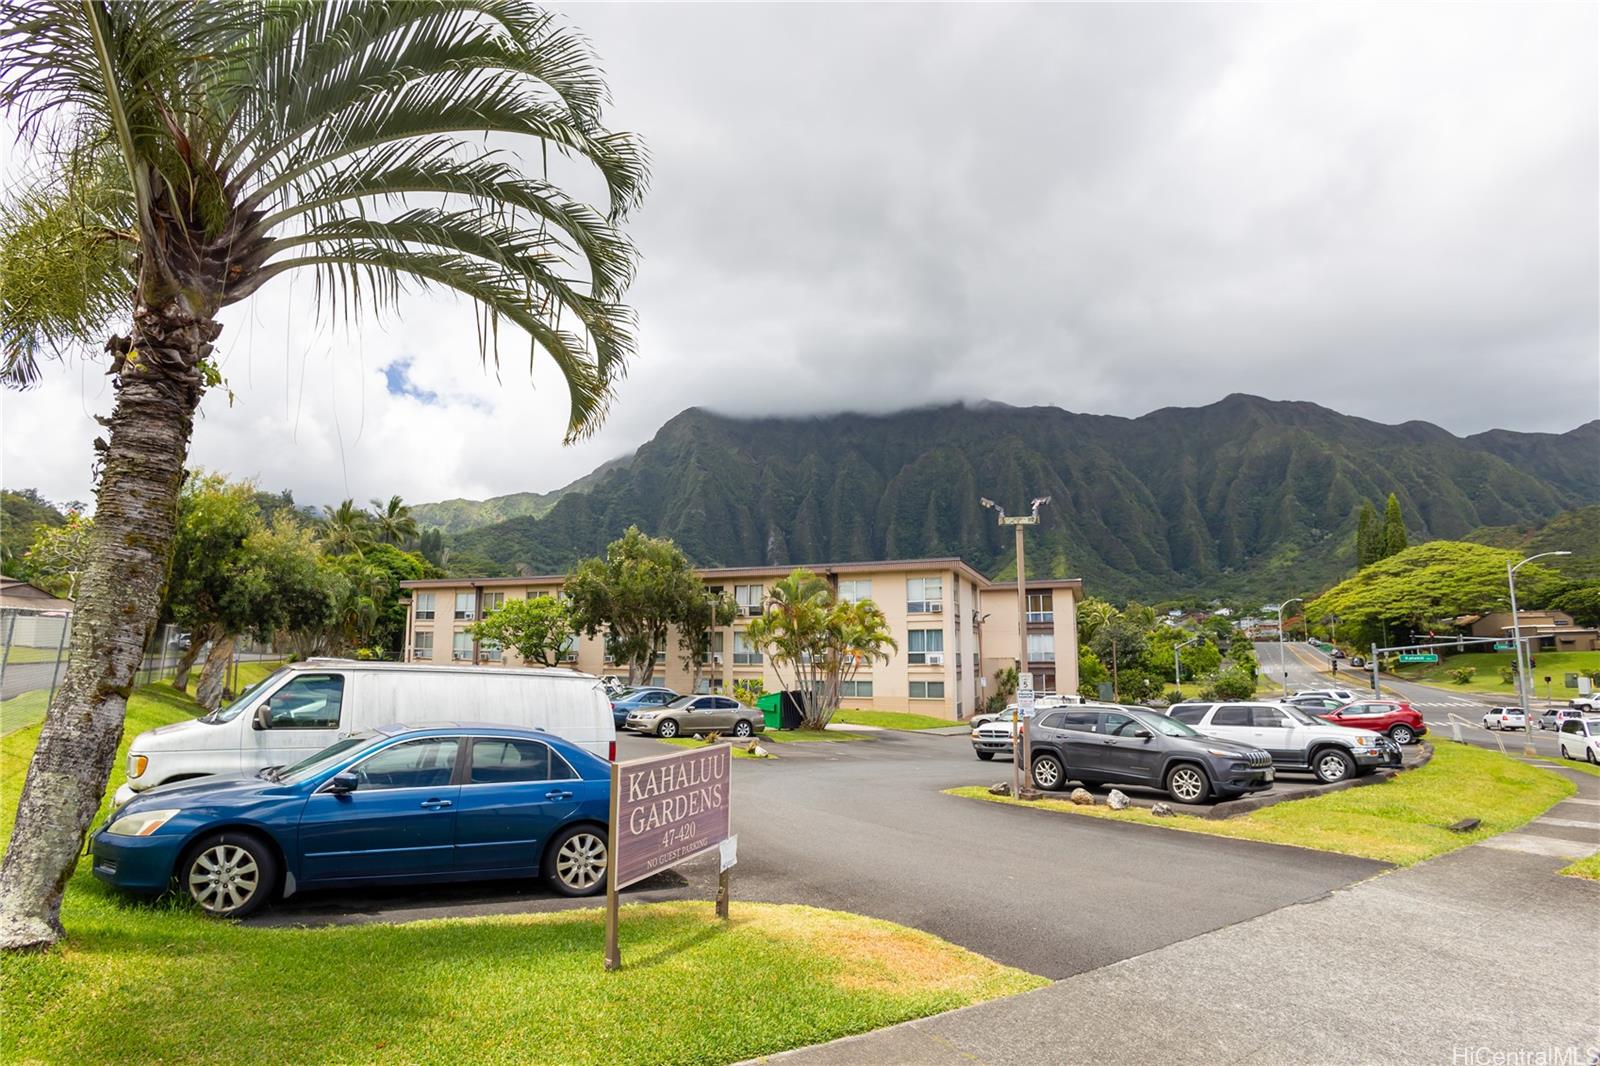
[3,2,1596,511]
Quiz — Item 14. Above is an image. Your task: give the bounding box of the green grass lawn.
[832,709,959,731]
[1390,650,1600,700]
[1560,852,1600,880]
[0,661,283,738]
[1,645,62,664]
[2,682,1042,1064]
[947,742,1575,867]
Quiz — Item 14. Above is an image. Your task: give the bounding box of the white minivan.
[114,659,616,805]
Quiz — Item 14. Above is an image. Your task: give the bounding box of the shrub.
[1450,667,1476,684]
[1499,665,1517,684]
[732,678,766,706]
[1165,689,1185,705]
[1209,666,1256,700]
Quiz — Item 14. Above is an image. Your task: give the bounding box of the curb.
[1204,742,1435,819]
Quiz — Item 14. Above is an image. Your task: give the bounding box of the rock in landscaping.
[1150,803,1175,817]
[988,781,1013,797]
[1106,789,1130,810]
[1069,788,1095,805]
[1447,817,1481,833]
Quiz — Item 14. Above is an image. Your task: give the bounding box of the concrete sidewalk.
[753,766,1600,1066]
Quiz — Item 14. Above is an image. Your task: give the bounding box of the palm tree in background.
[322,499,376,556]
[0,0,646,948]
[369,494,418,546]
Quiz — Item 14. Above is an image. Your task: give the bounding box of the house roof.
[0,578,74,612]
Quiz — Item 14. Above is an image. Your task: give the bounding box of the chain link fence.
[1,611,279,732]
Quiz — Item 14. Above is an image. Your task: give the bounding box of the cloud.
[2,3,1595,512]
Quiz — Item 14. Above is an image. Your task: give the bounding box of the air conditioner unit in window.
[713,654,724,665]
[926,652,945,665]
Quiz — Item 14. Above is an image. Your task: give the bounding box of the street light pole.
[1175,635,1201,690]
[982,495,1050,795]
[1508,550,1570,755]
[1272,598,1302,697]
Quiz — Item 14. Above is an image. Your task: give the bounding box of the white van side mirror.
[254,704,272,731]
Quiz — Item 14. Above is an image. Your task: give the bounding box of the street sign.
[999,515,1036,526]
[606,744,733,969]
[1397,653,1439,663]
[1493,642,1514,651]
[1017,672,1035,716]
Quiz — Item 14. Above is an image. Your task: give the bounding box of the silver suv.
[1166,701,1392,783]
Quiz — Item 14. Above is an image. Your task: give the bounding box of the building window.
[1028,632,1055,663]
[840,679,874,698]
[735,584,765,616]
[412,630,433,660]
[733,632,762,665]
[454,591,475,621]
[482,591,506,613]
[481,639,503,663]
[1027,591,1053,624]
[711,631,725,665]
[452,630,473,661]
[654,635,667,663]
[910,681,946,700]
[907,629,944,665]
[838,579,873,604]
[558,635,578,663]
[907,577,943,614]
[414,592,436,620]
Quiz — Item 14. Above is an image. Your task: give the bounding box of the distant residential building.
[0,578,74,614]
[1467,610,1598,653]
[400,558,1084,720]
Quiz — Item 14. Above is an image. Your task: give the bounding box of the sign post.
[605,744,733,971]
[1016,673,1035,795]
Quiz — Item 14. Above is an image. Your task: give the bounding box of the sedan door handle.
[544,790,574,801]
[419,799,453,810]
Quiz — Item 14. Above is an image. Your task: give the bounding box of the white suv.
[1167,701,1392,783]
[1557,717,1600,763]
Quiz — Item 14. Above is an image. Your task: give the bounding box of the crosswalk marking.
[1535,817,1600,831]
[1477,834,1598,860]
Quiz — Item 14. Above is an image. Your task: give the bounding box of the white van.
[114,660,616,805]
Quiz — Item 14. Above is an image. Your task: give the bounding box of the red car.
[1319,700,1427,745]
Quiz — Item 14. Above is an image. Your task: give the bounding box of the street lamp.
[1175,635,1201,690]
[1267,598,1302,697]
[982,494,1050,796]
[1508,550,1570,755]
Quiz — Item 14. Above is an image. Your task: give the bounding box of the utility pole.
[1175,635,1201,690]
[1268,598,1302,697]
[1508,550,1570,756]
[982,495,1050,794]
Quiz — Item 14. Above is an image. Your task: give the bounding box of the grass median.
[947,742,1575,866]
[2,681,1042,1064]
[1388,650,1599,699]
[832,710,959,731]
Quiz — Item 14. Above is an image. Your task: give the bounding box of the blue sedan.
[609,686,678,728]
[91,724,612,919]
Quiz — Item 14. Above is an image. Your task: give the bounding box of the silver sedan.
[625,694,765,739]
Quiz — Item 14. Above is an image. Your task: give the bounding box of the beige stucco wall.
[404,565,1079,721]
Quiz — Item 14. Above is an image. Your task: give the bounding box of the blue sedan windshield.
[278,734,376,784]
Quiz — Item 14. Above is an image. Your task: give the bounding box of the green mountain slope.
[1463,505,1600,582]
[447,396,1599,600]
[411,456,632,533]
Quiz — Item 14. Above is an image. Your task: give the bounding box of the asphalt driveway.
[256,728,1385,979]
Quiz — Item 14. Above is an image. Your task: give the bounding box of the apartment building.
[400,558,1083,720]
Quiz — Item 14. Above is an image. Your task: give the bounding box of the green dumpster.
[758,692,784,730]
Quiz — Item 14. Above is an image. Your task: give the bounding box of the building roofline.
[400,556,1069,592]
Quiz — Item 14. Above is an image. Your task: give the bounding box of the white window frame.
[452,630,473,661]
[735,584,765,616]
[454,591,475,621]
[907,628,944,665]
[1027,632,1056,663]
[733,631,762,665]
[907,576,943,614]
[910,680,946,700]
[838,579,873,604]
[411,630,433,661]
[414,592,436,620]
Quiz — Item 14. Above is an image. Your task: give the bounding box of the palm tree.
[369,495,418,547]
[322,499,375,556]
[0,1,645,948]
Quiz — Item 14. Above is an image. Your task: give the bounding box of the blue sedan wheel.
[181,832,278,918]
[545,825,608,897]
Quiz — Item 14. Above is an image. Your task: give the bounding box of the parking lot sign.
[606,744,733,970]
[1017,673,1035,716]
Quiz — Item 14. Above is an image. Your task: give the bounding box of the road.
[257,727,1385,979]
[1255,640,1569,759]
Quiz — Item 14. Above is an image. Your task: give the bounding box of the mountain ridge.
[433,396,1599,600]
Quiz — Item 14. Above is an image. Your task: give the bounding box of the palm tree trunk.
[0,304,214,950]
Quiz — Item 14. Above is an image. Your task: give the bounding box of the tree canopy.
[470,595,576,668]
[1307,540,1564,648]
[564,527,706,684]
